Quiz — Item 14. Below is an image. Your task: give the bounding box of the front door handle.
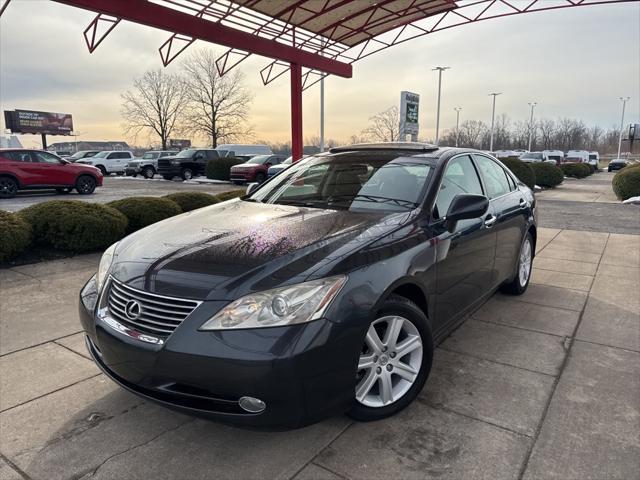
[484,215,498,228]
[519,198,527,207]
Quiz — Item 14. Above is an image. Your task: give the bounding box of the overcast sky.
[1,0,639,148]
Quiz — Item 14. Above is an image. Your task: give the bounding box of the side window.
[434,155,483,219]
[474,155,511,199]
[4,152,32,162]
[107,153,118,159]
[505,172,516,190]
[33,152,61,164]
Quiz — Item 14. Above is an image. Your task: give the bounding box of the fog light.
[239,396,266,413]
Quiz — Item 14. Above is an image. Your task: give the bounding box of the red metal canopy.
[4,0,635,159]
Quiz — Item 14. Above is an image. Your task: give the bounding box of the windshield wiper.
[328,194,419,209]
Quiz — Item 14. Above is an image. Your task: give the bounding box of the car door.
[473,155,527,287]
[31,151,75,185]
[432,154,497,332]
[2,151,39,186]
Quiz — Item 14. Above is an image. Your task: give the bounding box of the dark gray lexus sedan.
[79,143,536,428]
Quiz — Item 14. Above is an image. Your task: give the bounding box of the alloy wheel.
[77,177,95,194]
[356,315,423,408]
[518,237,532,287]
[0,178,18,198]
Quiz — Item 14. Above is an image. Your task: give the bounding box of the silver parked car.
[125,150,177,179]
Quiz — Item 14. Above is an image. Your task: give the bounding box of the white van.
[542,150,564,164]
[520,151,548,163]
[566,150,590,164]
[588,151,600,169]
[216,144,272,157]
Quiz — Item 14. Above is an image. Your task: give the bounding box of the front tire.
[255,172,266,184]
[75,175,97,195]
[142,166,155,179]
[348,295,433,422]
[96,165,107,176]
[501,231,533,295]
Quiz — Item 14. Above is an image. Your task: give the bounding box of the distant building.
[47,140,130,152]
[0,135,23,148]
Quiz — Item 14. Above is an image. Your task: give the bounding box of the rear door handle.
[484,215,498,227]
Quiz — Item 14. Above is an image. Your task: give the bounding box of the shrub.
[214,190,245,202]
[163,192,219,212]
[612,166,640,200]
[206,157,246,181]
[500,157,536,189]
[107,197,182,234]
[20,201,127,252]
[0,210,32,261]
[530,162,564,188]
[560,163,591,178]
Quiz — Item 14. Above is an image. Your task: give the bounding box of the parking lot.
[1,173,639,480]
[0,176,239,213]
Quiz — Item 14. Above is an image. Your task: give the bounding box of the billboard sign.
[169,139,192,149]
[399,91,420,141]
[4,109,74,136]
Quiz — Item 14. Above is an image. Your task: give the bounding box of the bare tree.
[181,48,253,148]
[538,119,557,150]
[121,69,188,150]
[458,120,488,148]
[361,106,400,142]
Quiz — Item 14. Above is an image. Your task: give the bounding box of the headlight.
[200,276,347,330]
[171,160,181,165]
[96,242,118,293]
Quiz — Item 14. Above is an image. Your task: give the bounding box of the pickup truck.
[157,149,221,180]
[75,150,136,175]
[125,150,177,179]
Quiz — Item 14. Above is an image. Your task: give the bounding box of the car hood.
[110,200,413,300]
[231,164,257,170]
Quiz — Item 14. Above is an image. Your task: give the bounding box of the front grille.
[158,159,171,169]
[107,278,200,337]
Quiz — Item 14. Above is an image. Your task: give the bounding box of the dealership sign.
[4,109,74,136]
[399,91,420,141]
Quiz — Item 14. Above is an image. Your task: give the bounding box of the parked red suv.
[0,149,103,198]
[229,154,287,184]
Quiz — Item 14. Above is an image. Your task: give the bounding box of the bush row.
[206,157,246,181]
[501,157,564,188]
[0,190,245,262]
[613,163,640,200]
[560,163,592,178]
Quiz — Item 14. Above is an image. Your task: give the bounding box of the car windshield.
[143,152,160,159]
[247,154,432,212]
[176,149,197,158]
[246,155,271,164]
[92,151,109,158]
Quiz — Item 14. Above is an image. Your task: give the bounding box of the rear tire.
[0,176,18,199]
[348,294,433,422]
[255,172,266,184]
[142,166,155,179]
[75,175,97,195]
[501,231,533,295]
[181,168,194,181]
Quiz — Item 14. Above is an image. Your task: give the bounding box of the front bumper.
[229,171,254,183]
[78,277,358,429]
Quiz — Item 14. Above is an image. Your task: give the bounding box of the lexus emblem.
[124,300,142,320]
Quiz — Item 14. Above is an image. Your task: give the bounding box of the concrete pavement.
[1,226,638,480]
[0,176,238,213]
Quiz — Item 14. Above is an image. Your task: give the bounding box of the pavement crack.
[76,418,194,479]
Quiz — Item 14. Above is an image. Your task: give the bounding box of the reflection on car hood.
[110,200,412,300]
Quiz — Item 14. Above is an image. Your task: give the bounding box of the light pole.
[617,96,630,159]
[527,102,537,151]
[454,107,462,147]
[433,66,450,145]
[488,92,502,152]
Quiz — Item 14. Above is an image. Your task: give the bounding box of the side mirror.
[265,162,272,167]
[246,182,259,195]
[444,194,489,233]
